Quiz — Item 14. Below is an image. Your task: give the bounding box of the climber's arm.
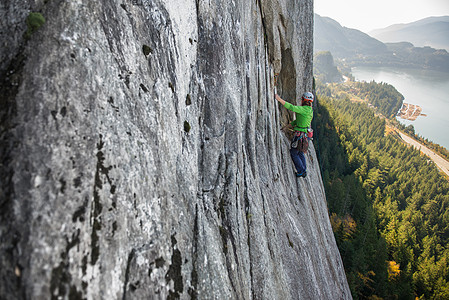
[284,101,309,116]
[276,94,309,116]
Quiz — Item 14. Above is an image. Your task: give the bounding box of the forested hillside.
[322,79,449,162]
[313,86,449,299]
[323,80,404,119]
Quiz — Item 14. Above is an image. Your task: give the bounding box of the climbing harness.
[291,131,309,153]
[291,123,314,153]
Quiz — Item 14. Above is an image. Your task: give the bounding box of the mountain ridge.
[369,16,449,51]
[314,14,449,72]
[314,13,388,59]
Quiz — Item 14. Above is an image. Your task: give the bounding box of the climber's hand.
[275,94,285,106]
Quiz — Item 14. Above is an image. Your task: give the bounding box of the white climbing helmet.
[302,92,314,102]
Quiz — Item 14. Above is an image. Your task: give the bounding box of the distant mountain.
[314,14,388,58]
[313,51,343,83]
[369,16,449,51]
[314,14,449,72]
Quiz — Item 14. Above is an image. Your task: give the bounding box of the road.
[398,131,449,178]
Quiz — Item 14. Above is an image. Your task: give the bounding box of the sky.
[314,0,449,33]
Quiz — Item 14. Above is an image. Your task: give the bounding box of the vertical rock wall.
[0,0,351,299]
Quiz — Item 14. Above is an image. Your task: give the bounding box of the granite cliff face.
[0,0,351,299]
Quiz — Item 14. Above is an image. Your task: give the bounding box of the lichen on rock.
[25,12,46,38]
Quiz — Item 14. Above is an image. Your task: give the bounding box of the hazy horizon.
[314,0,449,33]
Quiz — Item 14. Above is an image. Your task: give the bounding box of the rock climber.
[275,92,314,178]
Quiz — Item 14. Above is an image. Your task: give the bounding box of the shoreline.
[351,66,449,150]
[332,71,449,170]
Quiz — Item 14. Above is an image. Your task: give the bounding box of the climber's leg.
[298,151,307,173]
[290,147,306,175]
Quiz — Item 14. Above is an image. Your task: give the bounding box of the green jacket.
[283,102,313,132]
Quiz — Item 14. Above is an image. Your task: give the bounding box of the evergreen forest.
[313,86,449,299]
[321,79,449,161]
[322,80,404,119]
[347,81,404,119]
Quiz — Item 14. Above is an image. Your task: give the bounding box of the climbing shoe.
[296,171,307,178]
